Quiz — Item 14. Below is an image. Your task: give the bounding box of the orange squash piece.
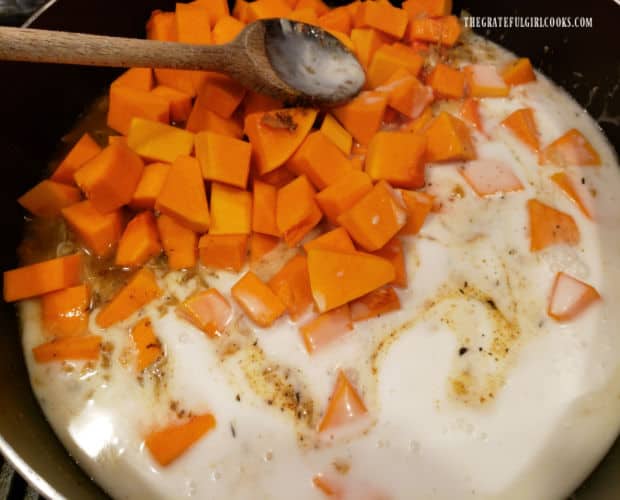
[288,7,320,25]
[32,335,102,363]
[250,233,279,263]
[332,91,388,145]
[18,180,81,217]
[41,284,90,338]
[501,108,539,152]
[350,286,401,321]
[209,182,252,235]
[108,136,126,147]
[319,7,352,34]
[296,0,329,16]
[74,143,144,213]
[459,159,523,197]
[377,68,433,119]
[178,289,232,337]
[51,133,102,184]
[107,85,170,136]
[367,43,424,88]
[365,131,426,188]
[287,131,354,190]
[155,156,210,233]
[246,0,292,21]
[193,73,245,119]
[398,189,433,235]
[245,108,318,175]
[338,181,408,252]
[115,212,162,268]
[176,2,212,44]
[307,248,395,312]
[147,10,178,42]
[154,67,207,98]
[146,414,216,467]
[304,227,356,253]
[268,254,314,320]
[424,112,476,162]
[550,172,594,220]
[186,108,243,138]
[151,85,193,123]
[196,0,230,25]
[527,199,580,252]
[547,272,600,322]
[460,97,483,132]
[401,106,433,134]
[318,371,367,432]
[355,0,408,38]
[373,238,407,287]
[252,180,279,236]
[539,129,601,167]
[127,117,195,163]
[195,132,251,188]
[243,91,283,115]
[232,271,287,327]
[350,28,386,70]
[403,0,452,18]
[502,58,536,86]
[299,305,353,354]
[198,234,248,271]
[320,114,353,156]
[157,214,198,270]
[131,317,163,371]
[111,68,154,92]
[212,15,245,44]
[233,0,252,23]
[276,175,323,246]
[315,170,373,224]
[3,253,82,303]
[61,201,123,257]
[427,63,464,99]
[259,166,298,188]
[408,15,461,46]
[463,64,509,98]
[130,162,170,209]
[96,268,162,328]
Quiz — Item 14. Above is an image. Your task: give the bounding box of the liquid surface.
[20,33,620,500]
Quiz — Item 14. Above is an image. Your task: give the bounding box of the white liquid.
[21,33,620,500]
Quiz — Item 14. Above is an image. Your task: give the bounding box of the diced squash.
[539,129,601,167]
[307,249,395,312]
[373,238,406,287]
[315,170,373,223]
[146,414,216,467]
[260,166,298,188]
[502,58,536,86]
[131,317,162,371]
[287,132,354,190]
[155,156,210,233]
[350,28,386,70]
[51,133,102,184]
[398,189,433,235]
[112,68,154,92]
[547,272,600,322]
[377,68,433,119]
[115,212,162,267]
[74,143,144,213]
[338,181,407,252]
[186,108,243,138]
[212,15,245,44]
[195,132,251,188]
[268,254,314,320]
[288,7,320,25]
[403,0,452,18]
[127,117,195,163]
[550,172,594,219]
[243,91,283,115]
[250,233,279,263]
[232,271,287,327]
[108,136,127,147]
[350,286,401,321]
[355,0,408,38]
[527,199,580,252]
[408,16,461,46]
[246,0,292,21]
[318,371,367,432]
[177,289,232,337]
[319,7,352,34]
[62,201,123,257]
[424,112,475,162]
[367,43,424,89]
[252,180,279,236]
[196,0,230,25]
[365,131,426,188]
[157,214,198,270]
[41,284,90,338]
[276,175,323,246]
[233,0,252,23]
[193,73,245,119]
[460,97,483,132]
[304,227,356,253]
[245,108,318,175]
[401,106,433,134]
[332,91,388,145]
[18,180,81,217]
[209,182,252,235]
[320,114,353,156]
[296,0,329,16]
[147,10,178,41]
[151,85,193,123]
[299,305,353,354]
[176,2,212,44]
[501,108,539,152]
[96,268,162,328]
[198,234,248,271]
[154,68,207,98]
[107,85,170,135]
[427,63,464,99]
[130,162,170,209]
[463,64,509,97]
[32,335,101,363]
[459,159,523,197]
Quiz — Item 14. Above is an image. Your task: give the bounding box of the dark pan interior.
[0,0,617,498]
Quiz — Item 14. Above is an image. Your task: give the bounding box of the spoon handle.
[0,26,232,71]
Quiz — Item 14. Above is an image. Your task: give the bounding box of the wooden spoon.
[0,19,365,106]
